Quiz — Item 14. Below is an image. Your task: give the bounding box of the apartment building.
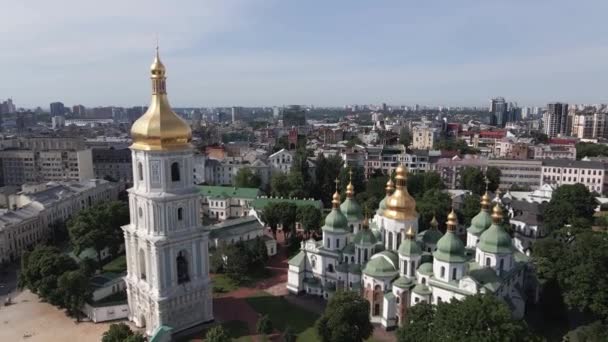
[412,125,440,150]
[0,179,120,262]
[0,149,94,185]
[571,112,607,139]
[435,155,488,189]
[488,159,542,190]
[92,148,132,183]
[541,159,606,194]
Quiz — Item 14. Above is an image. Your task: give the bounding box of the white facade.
[541,159,606,194]
[268,149,293,173]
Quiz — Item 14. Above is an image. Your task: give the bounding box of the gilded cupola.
[130,48,192,151]
[383,165,417,221]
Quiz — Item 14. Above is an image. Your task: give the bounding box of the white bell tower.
[123,48,213,336]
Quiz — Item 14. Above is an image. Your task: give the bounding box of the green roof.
[197,185,260,199]
[150,325,173,342]
[417,262,433,275]
[467,266,502,292]
[90,272,125,290]
[433,231,467,263]
[322,208,348,233]
[251,197,323,210]
[468,210,492,235]
[340,197,363,221]
[363,251,399,277]
[377,194,389,213]
[289,251,306,266]
[209,216,263,240]
[343,242,355,254]
[412,283,432,295]
[478,223,513,254]
[422,227,443,245]
[353,228,377,246]
[398,238,422,256]
[392,276,415,289]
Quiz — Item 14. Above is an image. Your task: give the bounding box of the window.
[139,249,146,280]
[440,266,445,278]
[336,239,340,249]
[177,208,183,221]
[327,264,334,273]
[499,259,504,271]
[171,162,180,181]
[326,238,331,249]
[138,163,143,181]
[486,257,491,267]
[452,268,457,280]
[421,277,426,284]
[177,250,190,284]
[415,297,420,303]
[364,248,368,261]
[410,261,415,277]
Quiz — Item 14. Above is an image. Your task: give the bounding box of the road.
[0,263,20,306]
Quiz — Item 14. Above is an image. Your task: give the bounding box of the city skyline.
[2,0,608,108]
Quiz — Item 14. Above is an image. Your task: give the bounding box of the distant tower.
[123,48,213,336]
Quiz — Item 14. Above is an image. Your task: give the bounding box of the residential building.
[490,97,508,127]
[412,126,440,150]
[435,155,488,189]
[51,115,66,129]
[197,185,260,221]
[0,179,119,262]
[269,148,294,173]
[92,148,133,183]
[50,102,65,116]
[530,144,576,160]
[543,102,569,137]
[541,159,606,194]
[488,159,542,190]
[208,216,277,256]
[571,112,607,139]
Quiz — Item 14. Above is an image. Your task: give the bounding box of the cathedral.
[123,50,213,336]
[287,165,530,329]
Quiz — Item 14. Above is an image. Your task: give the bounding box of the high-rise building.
[521,107,531,119]
[272,106,281,119]
[72,104,86,117]
[490,97,508,127]
[50,102,65,116]
[572,112,607,139]
[231,106,242,123]
[124,50,213,336]
[282,105,306,127]
[543,102,569,137]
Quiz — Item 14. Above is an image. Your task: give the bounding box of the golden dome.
[430,215,438,227]
[447,209,458,231]
[346,182,355,198]
[405,225,416,239]
[385,178,395,194]
[480,191,491,209]
[130,48,192,151]
[383,165,417,221]
[491,204,503,223]
[332,190,341,208]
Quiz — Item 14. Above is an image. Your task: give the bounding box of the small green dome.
[422,228,443,246]
[363,251,399,277]
[353,228,377,246]
[417,262,433,275]
[468,210,492,235]
[340,197,363,221]
[322,208,348,232]
[392,276,414,289]
[398,238,422,256]
[412,283,432,295]
[478,223,513,254]
[433,231,466,263]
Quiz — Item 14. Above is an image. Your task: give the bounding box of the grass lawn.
[245,292,319,341]
[212,274,240,294]
[102,255,126,273]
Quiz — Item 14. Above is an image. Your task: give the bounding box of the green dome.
[417,262,433,275]
[340,197,363,221]
[468,210,492,235]
[392,276,414,289]
[398,238,422,256]
[422,228,443,246]
[412,283,432,295]
[433,231,466,263]
[353,228,377,246]
[478,223,513,254]
[363,251,399,277]
[322,208,348,232]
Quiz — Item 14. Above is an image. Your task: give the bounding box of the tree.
[48,220,69,245]
[314,154,343,206]
[485,166,501,192]
[407,172,444,199]
[256,314,273,335]
[102,323,146,342]
[270,173,290,197]
[223,242,249,283]
[297,205,322,238]
[316,291,373,342]
[205,325,231,342]
[416,189,452,231]
[543,184,597,233]
[564,321,608,342]
[250,236,269,270]
[287,170,307,198]
[234,167,261,188]
[576,142,608,159]
[277,202,298,239]
[261,203,282,238]
[67,201,129,265]
[460,167,485,195]
[461,194,481,225]
[19,245,78,305]
[339,166,365,195]
[397,295,533,342]
[57,269,90,321]
[399,127,412,146]
[283,326,297,342]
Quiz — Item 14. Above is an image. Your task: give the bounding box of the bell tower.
[123,48,213,335]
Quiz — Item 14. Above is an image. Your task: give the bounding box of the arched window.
[440,266,445,278]
[485,257,491,267]
[327,264,334,273]
[397,233,402,249]
[171,162,180,182]
[388,232,393,250]
[410,261,415,277]
[138,163,143,181]
[139,249,146,280]
[499,259,504,271]
[336,238,340,249]
[177,250,190,284]
[452,268,457,280]
[364,248,368,261]
[326,238,331,249]
[177,208,183,221]
[421,277,426,284]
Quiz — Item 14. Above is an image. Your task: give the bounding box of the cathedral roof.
[392,276,414,289]
[340,197,363,221]
[433,210,466,263]
[383,165,417,221]
[412,283,432,295]
[353,220,377,246]
[417,262,434,275]
[422,216,443,245]
[322,188,348,233]
[478,205,513,254]
[398,226,422,256]
[468,191,493,235]
[362,251,399,278]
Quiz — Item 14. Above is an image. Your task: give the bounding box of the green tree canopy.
[234,167,262,188]
[102,323,146,342]
[314,154,344,206]
[397,295,533,342]
[256,314,274,335]
[277,202,298,238]
[461,194,481,225]
[205,325,231,342]
[339,166,365,195]
[459,167,485,195]
[19,245,78,305]
[261,202,282,238]
[283,325,297,342]
[287,170,307,198]
[399,127,412,146]
[407,172,444,199]
[564,321,608,342]
[270,173,290,197]
[223,242,250,283]
[57,269,91,321]
[416,189,452,231]
[485,166,501,192]
[297,205,323,237]
[576,142,608,159]
[543,184,597,233]
[316,290,373,342]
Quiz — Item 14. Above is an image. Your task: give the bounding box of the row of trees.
[261,202,323,239]
[210,237,269,283]
[102,323,145,342]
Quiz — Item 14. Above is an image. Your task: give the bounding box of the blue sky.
[2,0,608,108]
